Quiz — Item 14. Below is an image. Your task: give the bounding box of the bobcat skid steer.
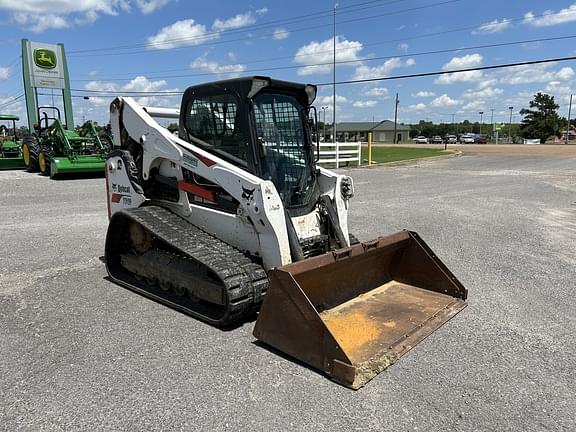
[104,76,467,389]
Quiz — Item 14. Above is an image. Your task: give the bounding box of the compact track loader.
[104,76,467,389]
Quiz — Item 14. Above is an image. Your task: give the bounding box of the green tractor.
[22,107,111,178]
[0,114,25,170]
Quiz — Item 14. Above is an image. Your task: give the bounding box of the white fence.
[317,141,362,168]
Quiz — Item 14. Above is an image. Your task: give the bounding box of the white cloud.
[557,67,575,80]
[0,95,24,118]
[499,64,575,85]
[544,81,572,95]
[147,19,217,49]
[190,55,246,78]
[314,94,348,116]
[436,71,483,84]
[443,53,483,70]
[294,36,363,76]
[521,41,544,51]
[472,18,511,34]
[0,0,124,14]
[461,101,486,111]
[0,67,11,80]
[398,43,409,52]
[351,58,415,80]
[429,94,459,107]
[12,12,69,32]
[135,0,173,14]
[84,75,180,107]
[316,95,349,105]
[352,100,377,108]
[273,28,290,40]
[462,87,504,99]
[212,12,257,32]
[435,54,483,84]
[405,103,427,112]
[362,87,388,97]
[148,10,265,49]
[1,0,170,32]
[524,4,576,27]
[412,91,436,98]
[478,79,498,89]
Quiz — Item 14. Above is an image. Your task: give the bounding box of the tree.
[520,92,562,143]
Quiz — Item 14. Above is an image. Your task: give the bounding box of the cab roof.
[0,114,19,121]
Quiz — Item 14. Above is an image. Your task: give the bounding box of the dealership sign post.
[21,39,73,131]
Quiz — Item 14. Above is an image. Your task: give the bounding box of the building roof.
[327,120,409,132]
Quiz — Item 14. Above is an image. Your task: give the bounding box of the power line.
[316,56,576,86]
[68,55,576,97]
[70,34,576,82]
[71,6,576,77]
[69,0,463,58]
[68,0,411,54]
[71,89,183,95]
[0,94,25,110]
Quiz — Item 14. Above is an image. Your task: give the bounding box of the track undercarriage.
[105,206,268,326]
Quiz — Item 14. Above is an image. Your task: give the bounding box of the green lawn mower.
[22,107,111,178]
[0,114,25,170]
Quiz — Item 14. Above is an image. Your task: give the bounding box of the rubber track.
[108,206,268,326]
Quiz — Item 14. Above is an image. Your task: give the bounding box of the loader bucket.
[253,231,468,389]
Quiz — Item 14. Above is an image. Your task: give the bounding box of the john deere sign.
[23,41,66,89]
[33,49,57,70]
[21,39,73,131]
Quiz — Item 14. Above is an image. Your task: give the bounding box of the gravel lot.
[1,150,575,431]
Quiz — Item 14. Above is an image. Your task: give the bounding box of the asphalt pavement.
[1,152,575,431]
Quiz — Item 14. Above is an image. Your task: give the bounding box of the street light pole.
[566,94,573,144]
[332,1,337,144]
[479,111,484,135]
[321,106,328,141]
[508,106,513,143]
[393,93,399,144]
[490,108,494,143]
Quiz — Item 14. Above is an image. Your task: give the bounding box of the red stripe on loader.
[178,180,216,202]
[111,193,123,203]
[190,150,216,167]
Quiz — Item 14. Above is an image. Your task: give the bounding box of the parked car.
[445,135,457,144]
[460,134,474,144]
[474,135,488,144]
[413,136,428,144]
[431,136,443,144]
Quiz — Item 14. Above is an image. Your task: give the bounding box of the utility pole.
[479,111,484,135]
[393,93,399,144]
[566,94,573,144]
[332,1,337,144]
[508,106,513,143]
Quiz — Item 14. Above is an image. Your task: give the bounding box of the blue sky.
[1,0,576,127]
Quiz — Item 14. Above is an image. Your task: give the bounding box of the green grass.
[361,145,449,165]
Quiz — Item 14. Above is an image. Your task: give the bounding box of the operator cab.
[180,76,318,211]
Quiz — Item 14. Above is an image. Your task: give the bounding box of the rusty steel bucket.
[253,231,468,389]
